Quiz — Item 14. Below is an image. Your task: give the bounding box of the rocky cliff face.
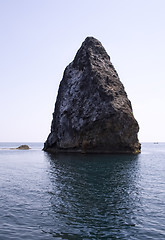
[44,37,141,154]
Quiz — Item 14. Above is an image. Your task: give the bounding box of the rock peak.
[44,37,140,154]
[79,36,103,48]
[81,36,105,51]
[73,37,110,71]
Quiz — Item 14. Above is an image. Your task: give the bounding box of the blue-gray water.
[0,142,165,240]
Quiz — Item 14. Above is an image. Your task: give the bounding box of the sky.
[0,0,165,142]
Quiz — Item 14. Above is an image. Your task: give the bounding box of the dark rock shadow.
[43,153,141,239]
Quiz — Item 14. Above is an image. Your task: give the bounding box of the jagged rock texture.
[44,37,141,153]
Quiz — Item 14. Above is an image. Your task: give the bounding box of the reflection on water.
[44,153,141,239]
[1,143,165,239]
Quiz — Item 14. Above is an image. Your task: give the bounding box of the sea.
[0,142,165,240]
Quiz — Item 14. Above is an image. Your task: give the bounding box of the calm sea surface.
[0,142,165,240]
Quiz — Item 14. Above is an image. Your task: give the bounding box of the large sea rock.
[44,37,140,154]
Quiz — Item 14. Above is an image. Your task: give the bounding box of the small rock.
[17,145,30,150]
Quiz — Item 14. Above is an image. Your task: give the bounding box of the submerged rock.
[44,37,140,154]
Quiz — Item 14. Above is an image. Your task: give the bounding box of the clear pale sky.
[0,0,165,142]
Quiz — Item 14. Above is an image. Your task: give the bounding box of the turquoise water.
[0,142,165,239]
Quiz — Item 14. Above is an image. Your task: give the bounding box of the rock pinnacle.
[43,37,141,154]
